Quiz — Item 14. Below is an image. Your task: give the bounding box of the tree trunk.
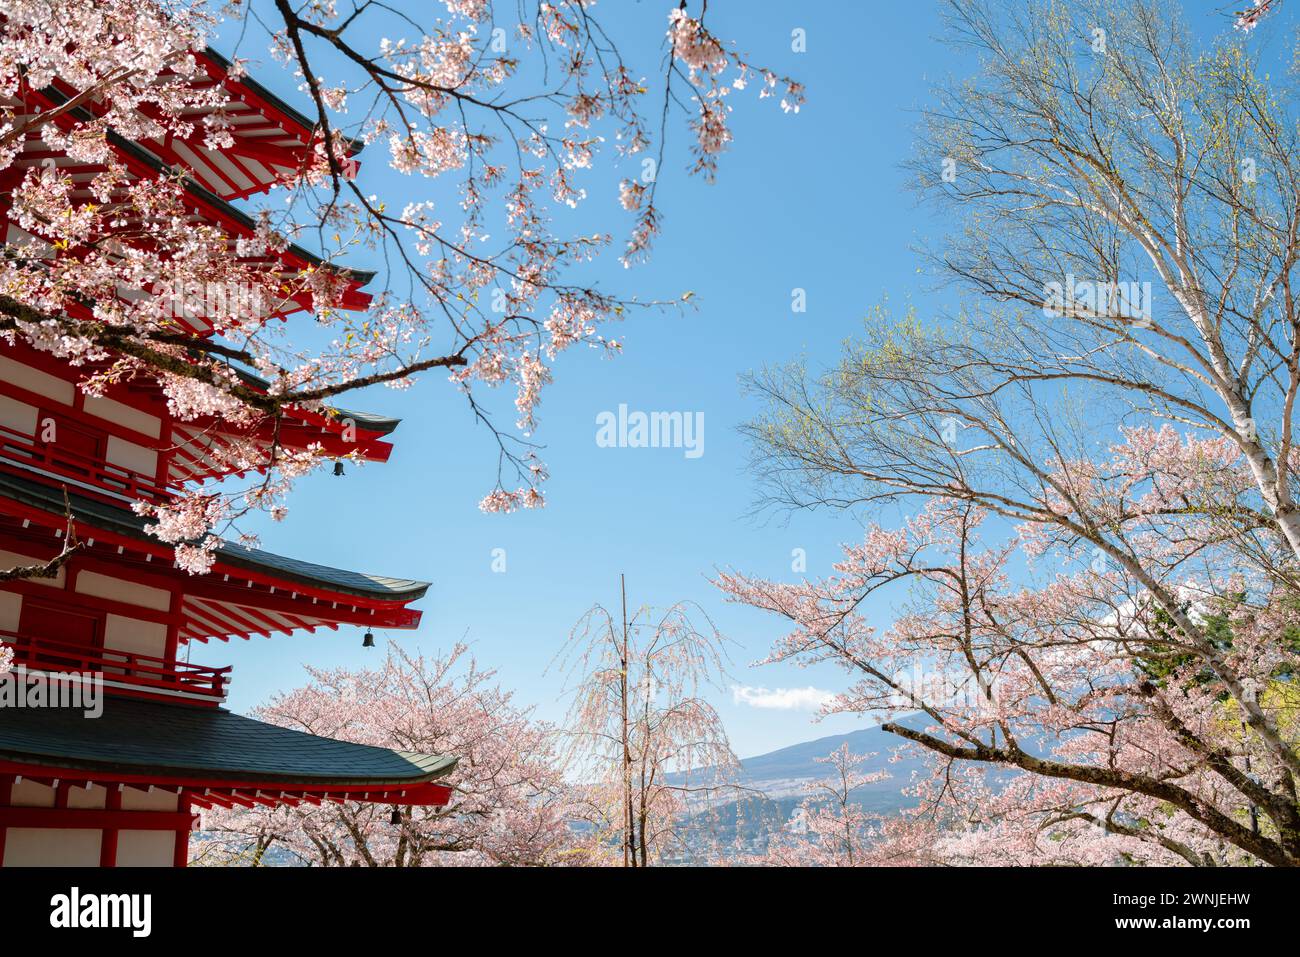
[620,573,635,867]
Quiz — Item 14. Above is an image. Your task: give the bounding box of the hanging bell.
[362,630,375,648]
[390,806,402,826]
[333,461,345,477]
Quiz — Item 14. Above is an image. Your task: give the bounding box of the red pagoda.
[0,49,454,867]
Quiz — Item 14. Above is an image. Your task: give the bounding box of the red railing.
[1,632,230,701]
[0,422,173,503]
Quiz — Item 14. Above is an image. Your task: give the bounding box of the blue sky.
[206,1,1282,758]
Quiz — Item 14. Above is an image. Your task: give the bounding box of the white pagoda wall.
[0,548,65,589]
[0,394,37,436]
[75,571,172,659]
[0,564,171,660]
[84,394,160,476]
[1,781,180,867]
[3,828,102,866]
[0,356,74,405]
[0,382,162,477]
[0,589,20,631]
[115,831,177,866]
[3,826,177,867]
[82,394,161,440]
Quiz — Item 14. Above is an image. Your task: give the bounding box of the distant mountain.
[664,717,932,860]
[727,714,931,807]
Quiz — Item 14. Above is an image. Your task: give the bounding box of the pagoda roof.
[0,697,455,789]
[32,47,364,201]
[0,470,429,602]
[8,88,377,324]
[199,47,368,156]
[0,339,401,497]
[322,408,401,436]
[227,362,402,436]
[102,127,376,286]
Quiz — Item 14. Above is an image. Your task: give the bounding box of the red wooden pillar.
[0,774,12,866]
[100,786,121,867]
[173,792,191,868]
[164,588,182,663]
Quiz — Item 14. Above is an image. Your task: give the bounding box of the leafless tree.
[552,577,739,865]
[740,0,1300,858]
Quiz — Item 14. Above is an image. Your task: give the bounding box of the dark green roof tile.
[0,697,455,785]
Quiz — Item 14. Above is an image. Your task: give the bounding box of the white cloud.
[731,685,836,711]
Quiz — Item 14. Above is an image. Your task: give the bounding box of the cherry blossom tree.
[720,443,1300,865]
[753,745,891,867]
[192,643,584,866]
[552,580,739,866]
[0,0,802,575]
[720,0,1300,866]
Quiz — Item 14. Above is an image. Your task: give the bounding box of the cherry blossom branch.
[881,720,1293,866]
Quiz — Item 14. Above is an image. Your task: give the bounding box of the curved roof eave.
[0,698,457,786]
[201,46,369,156]
[0,471,430,602]
[226,364,402,436]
